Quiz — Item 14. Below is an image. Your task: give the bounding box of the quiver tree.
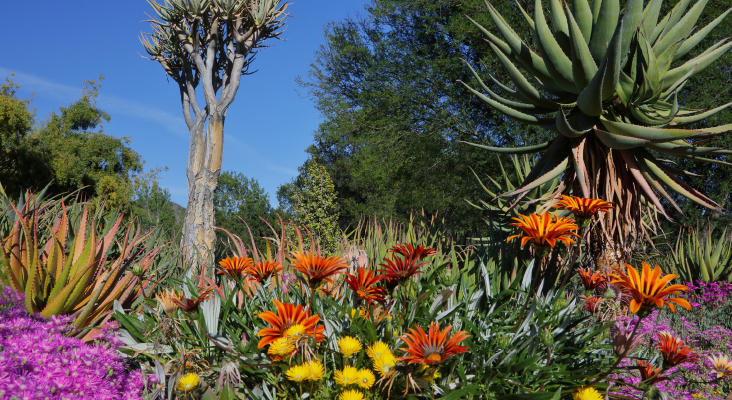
[462,0,732,267]
[141,0,289,259]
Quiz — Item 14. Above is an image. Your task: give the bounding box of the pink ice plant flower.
[0,286,154,400]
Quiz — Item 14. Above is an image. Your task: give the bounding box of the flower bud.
[131,264,144,277]
[540,328,554,348]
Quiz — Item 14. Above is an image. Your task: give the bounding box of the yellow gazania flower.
[307,360,325,381]
[338,336,363,357]
[176,372,200,392]
[334,365,360,386]
[572,386,603,400]
[286,364,311,382]
[339,389,365,400]
[356,369,375,389]
[366,341,391,360]
[268,337,296,357]
[285,324,306,337]
[419,364,441,382]
[372,352,397,376]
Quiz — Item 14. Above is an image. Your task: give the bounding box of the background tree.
[0,76,52,193]
[213,171,278,257]
[286,162,340,253]
[131,167,184,240]
[296,0,544,237]
[35,77,143,209]
[141,0,290,260]
[660,0,732,233]
[1,76,143,209]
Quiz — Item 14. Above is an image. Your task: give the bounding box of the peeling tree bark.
[182,113,225,258]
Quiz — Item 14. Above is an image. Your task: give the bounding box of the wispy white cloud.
[0,67,186,136]
[225,134,299,176]
[0,67,79,101]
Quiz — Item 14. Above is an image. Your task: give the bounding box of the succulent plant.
[462,0,732,248]
[0,188,160,330]
[669,225,732,283]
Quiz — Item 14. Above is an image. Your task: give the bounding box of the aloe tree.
[462,0,732,266]
[141,0,289,259]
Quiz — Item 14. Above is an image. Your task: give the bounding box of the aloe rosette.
[462,0,732,244]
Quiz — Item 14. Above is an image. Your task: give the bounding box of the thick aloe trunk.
[182,113,224,261]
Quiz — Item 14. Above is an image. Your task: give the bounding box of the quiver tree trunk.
[141,0,290,263]
[182,113,224,261]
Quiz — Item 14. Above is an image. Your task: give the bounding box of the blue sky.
[1,0,370,207]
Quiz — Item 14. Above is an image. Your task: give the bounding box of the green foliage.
[289,162,340,253]
[0,75,144,211]
[298,0,546,236]
[213,171,282,258]
[130,167,183,241]
[34,76,143,209]
[0,75,51,192]
[114,217,616,400]
[661,0,732,231]
[667,224,732,283]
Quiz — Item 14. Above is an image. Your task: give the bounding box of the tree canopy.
[0,76,144,210]
[214,171,285,258]
[296,0,549,236]
[297,0,732,240]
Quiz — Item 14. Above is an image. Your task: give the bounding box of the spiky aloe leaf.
[463,0,732,247]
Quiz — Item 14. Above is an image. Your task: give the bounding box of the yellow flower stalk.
[338,336,363,357]
[334,366,360,386]
[356,369,375,389]
[339,389,365,400]
[572,387,603,400]
[286,364,310,383]
[176,372,200,392]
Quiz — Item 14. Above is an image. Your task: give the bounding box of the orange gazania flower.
[389,244,437,261]
[506,213,579,253]
[290,251,348,289]
[607,262,690,315]
[218,257,254,279]
[247,261,283,283]
[345,268,387,305]
[637,360,664,384]
[577,267,606,291]
[171,287,214,312]
[657,332,699,367]
[257,300,325,348]
[398,321,470,366]
[555,195,614,227]
[583,296,602,313]
[378,256,427,288]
